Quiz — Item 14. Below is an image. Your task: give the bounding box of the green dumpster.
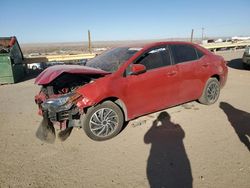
[0,36,26,84]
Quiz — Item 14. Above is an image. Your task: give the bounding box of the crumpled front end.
[35,92,83,143]
[34,65,109,128]
[36,92,82,125]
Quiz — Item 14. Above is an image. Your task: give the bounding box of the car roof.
[142,41,198,49]
[109,41,210,56]
[119,41,199,49]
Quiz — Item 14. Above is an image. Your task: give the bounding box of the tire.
[199,78,220,105]
[82,101,124,141]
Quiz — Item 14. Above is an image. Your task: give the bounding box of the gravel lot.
[0,50,249,188]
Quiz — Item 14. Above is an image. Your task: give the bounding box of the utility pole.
[190,29,194,42]
[201,27,204,41]
[88,30,92,53]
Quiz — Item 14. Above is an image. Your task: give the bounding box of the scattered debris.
[182,103,195,109]
[132,120,147,127]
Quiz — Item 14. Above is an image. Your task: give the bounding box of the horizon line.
[19,35,244,45]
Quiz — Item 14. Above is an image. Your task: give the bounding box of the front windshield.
[86,47,141,72]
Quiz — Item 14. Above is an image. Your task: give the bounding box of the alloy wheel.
[206,82,219,103]
[89,108,119,137]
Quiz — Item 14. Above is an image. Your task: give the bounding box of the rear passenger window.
[137,47,171,70]
[171,44,198,64]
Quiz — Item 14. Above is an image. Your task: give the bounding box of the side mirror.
[130,64,146,75]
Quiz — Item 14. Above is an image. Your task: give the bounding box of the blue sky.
[1,0,250,43]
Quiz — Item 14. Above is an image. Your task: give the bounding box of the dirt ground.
[0,50,249,188]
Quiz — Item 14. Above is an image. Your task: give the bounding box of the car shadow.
[144,111,193,188]
[227,58,249,70]
[220,102,250,151]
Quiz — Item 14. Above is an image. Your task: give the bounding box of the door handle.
[167,71,177,76]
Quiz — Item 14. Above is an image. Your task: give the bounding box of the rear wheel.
[82,101,124,141]
[199,78,220,105]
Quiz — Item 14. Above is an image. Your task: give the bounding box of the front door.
[123,46,180,119]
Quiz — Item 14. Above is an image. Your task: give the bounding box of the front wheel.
[199,78,220,105]
[82,101,124,141]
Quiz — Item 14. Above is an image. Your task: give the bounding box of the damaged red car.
[35,41,228,141]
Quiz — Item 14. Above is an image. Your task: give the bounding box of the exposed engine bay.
[40,73,101,95]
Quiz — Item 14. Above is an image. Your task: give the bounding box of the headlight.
[42,93,74,112]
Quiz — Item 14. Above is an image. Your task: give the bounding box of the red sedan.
[35,41,228,141]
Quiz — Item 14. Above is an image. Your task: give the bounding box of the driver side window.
[137,47,171,70]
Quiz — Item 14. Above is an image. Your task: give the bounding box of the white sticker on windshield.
[149,48,166,54]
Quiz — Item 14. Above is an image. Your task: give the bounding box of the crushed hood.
[35,65,109,85]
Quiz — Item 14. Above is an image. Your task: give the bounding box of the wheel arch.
[210,74,225,87]
[211,74,220,81]
[97,97,128,121]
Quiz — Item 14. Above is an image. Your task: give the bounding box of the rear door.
[169,44,203,103]
[124,46,180,119]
